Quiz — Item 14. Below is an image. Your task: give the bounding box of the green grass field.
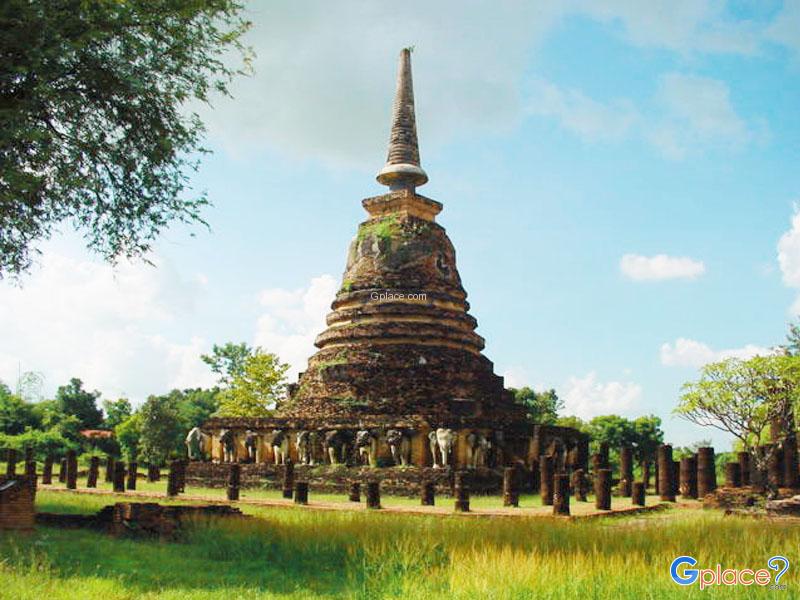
[1,489,798,599]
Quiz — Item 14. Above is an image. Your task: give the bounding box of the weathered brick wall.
[185,462,506,496]
[0,476,35,530]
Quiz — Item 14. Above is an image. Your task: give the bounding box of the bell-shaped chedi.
[278,49,526,431]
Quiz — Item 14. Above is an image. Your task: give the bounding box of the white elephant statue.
[429,428,455,468]
[386,429,411,466]
[296,430,316,465]
[271,429,289,465]
[244,430,259,462]
[465,432,491,469]
[185,427,210,461]
[219,429,236,463]
[356,429,379,467]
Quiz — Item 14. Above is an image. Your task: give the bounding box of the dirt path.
[39,484,682,519]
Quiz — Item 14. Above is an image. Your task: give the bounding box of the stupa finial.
[376,47,428,191]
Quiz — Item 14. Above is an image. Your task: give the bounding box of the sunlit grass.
[0,491,796,599]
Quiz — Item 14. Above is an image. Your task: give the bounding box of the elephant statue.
[465,431,491,469]
[271,429,289,465]
[490,430,506,467]
[244,430,259,462]
[386,429,411,466]
[219,429,236,463]
[296,430,317,465]
[324,430,351,465]
[429,428,455,468]
[355,429,379,467]
[185,427,210,461]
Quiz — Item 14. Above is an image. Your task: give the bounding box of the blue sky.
[3,1,800,449]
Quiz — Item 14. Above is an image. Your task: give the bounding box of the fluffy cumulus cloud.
[778,205,800,315]
[619,253,705,281]
[660,337,774,368]
[253,274,338,379]
[0,252,216,402]
[562,371,642,419]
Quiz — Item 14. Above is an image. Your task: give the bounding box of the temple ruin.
[199,49,587,488]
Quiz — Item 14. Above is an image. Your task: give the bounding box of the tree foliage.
[138,394,182,465]
[675,354,800,490]
[216,350,289,417]
[55,378,103,430]
[102,398,133,430]
[201,342,252,386]
[510,387,562,425]
[0,0,251,278]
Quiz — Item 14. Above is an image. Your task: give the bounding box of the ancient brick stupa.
[279,48,526,432]
[202,49,586,474]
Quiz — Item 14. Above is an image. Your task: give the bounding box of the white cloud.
[526,79,639,142]
[660,337,773,368]
[777,205,800,315]
[197,1,793,167]
[767,0,800,56]
[620,253,705,281]
[562,371,642,419]
[253,274,338,379]
[0,252,216,403]
[646,72,753,159]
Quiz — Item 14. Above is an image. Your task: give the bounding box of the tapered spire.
[376,48,428,191]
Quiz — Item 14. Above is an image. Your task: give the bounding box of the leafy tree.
[55,378,103,430]
[555,415,588,432]
[174,388,219,431]
[0,381,39,434]
[103,398,132,430]
[586,415,636,453]
[511,387,563,425]
[786,322,800,356]
[0,0,252,278]
[138,394,183,465]
[675,355,800,494]
[216,350,289,417]
[201,342,252,386]
[115,413,143,461]
[630,415,664,465]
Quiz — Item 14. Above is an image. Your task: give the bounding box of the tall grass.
[0,491,797,599]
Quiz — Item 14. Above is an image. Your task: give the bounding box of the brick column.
[502,467,518,507]
[366,480,381,509]
[540,455,554,506]
[724,462,741,488]
[147,464,161,483]
[6,448,17,477]
[294,481,309,505]
[166,461,180,497]
[113,461,126,493]
[679,455,697,499]
[87,456,99,488]
[66,450,77,490]
[697,447,716,497]
[784,435,798,489]
[282,459,294,499]
[105,456,115,483]
[348,482,361,502]
[453,471,469,512]
[619,447,633,497]
[42,455,53,485]
[571,468,587,502]
[58,457,67,483]
[595,469,611,510]
[738,451,750,486]
[420,481,434,506]
[553,473,570,516]
[632,481,645,506]
[126,462,138,490]
[227,463,241,501]
[657,445,674,502]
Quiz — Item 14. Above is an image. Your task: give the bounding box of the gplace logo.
[670,555,790,590]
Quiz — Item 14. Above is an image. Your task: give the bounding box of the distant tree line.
[0,342,288,464]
